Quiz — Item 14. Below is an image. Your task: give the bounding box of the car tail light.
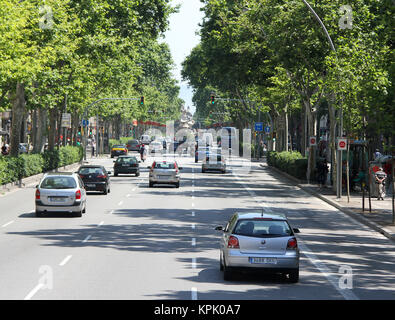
[227,236,240,249]
[97,174,106,179]
[35,189,40,200]
[75,189,82,200]
[287,237,298,249]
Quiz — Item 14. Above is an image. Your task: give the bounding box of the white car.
[35,172,87,217]
[150,141,164,154]
[202,153,226,173]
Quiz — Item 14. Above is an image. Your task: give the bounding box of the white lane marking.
[98,221,104,227]
[191,238,196,246]
[192,195,195,200]
[82,235,92,243]
[192,203,195,207]
[192,258,196,269]
[191,223,196,230]
[109,210,114,215]
[1,220,14,228]
[24,283,44,300]
[59,255,72,266]
[233,173,273,213]
[192,211,195,217]
[298,241,359,300]
[126,194,131,197]
[191,287,198,300]
[118,201,123,206]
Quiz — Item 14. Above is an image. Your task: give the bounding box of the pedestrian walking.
[383,160,392,194]
[375,167,387,200]
[318,160,329,189]
[374,149,382,160]
[91,141,95,157]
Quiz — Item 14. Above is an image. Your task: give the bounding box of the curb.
[260,164,395,242]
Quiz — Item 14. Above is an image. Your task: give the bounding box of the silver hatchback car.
[148,160,182,188]
[216,212,300,282]
[35,172,87,217]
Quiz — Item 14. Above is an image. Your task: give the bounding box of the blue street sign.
[82,119,89,127]
[264,126,271,133]
[254,122,263,132]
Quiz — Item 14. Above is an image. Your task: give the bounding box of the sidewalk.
[259,162,395,242]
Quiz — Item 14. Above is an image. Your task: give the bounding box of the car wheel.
[135,172,140,177]
[287,269,299,283]
[103,186,108,195]
[220,253,224,271]
[175,182,180,188]
[111,155,114,158]
[82,203,86,213]
[114,171,118,177]
[223,265,233,281]
[74,210,82,218]
[35,210,43,218]
[149,182,154,188]
[202,169,205,173]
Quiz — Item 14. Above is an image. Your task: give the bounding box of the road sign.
[61,113,71,128]
[264,126,271,134]
[337,138,347,150]
[309,136,317,147]
[82,119,89,127]
[254,122,263,132]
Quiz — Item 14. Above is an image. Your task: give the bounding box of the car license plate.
[86,184,95,187]
[122,164,129,167]
[158,176,169,180]
[249,257,277,264]
[51,197,66,202]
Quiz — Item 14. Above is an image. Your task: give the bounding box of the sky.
[163,0,204,115]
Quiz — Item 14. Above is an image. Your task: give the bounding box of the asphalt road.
[0,153,394,300]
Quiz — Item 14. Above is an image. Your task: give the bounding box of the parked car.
[18,143,28,154]
[77,165,111,195]
[148,160,182,188]
[126,139,141,152]
[202,153,226,173]
[111,144,128,158]
[35,172,87,217]
[215,212,300,282]
[114,155,140,177]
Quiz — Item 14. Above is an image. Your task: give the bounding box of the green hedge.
[267,151,308,180]
[0,146,83,186]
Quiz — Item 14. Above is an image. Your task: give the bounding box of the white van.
[140,135,151,145]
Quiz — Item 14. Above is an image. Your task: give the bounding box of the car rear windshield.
[206,155,222,162]
[116,157,137,164]
[128,140,139,145]
[233,219,293,238]
[113,145,125,148]
[79,167,104,175]
[40,176,77,189]
[154,162,175,169]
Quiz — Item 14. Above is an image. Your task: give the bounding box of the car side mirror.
[293,228,301,234]
[215,226,223,231]
[107,171,111,175]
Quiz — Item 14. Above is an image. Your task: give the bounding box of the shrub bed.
[267,151,308,180]
[0,146,83,186]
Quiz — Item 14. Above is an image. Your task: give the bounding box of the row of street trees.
[0,0,183,156]
[182,0,394,186]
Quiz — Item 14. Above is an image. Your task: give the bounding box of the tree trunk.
[10,83,26,157]
[33,108,47,153]
[48,108,57,151]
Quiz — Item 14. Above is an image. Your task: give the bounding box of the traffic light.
[210,95,215,105]
[140,96,144,105]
